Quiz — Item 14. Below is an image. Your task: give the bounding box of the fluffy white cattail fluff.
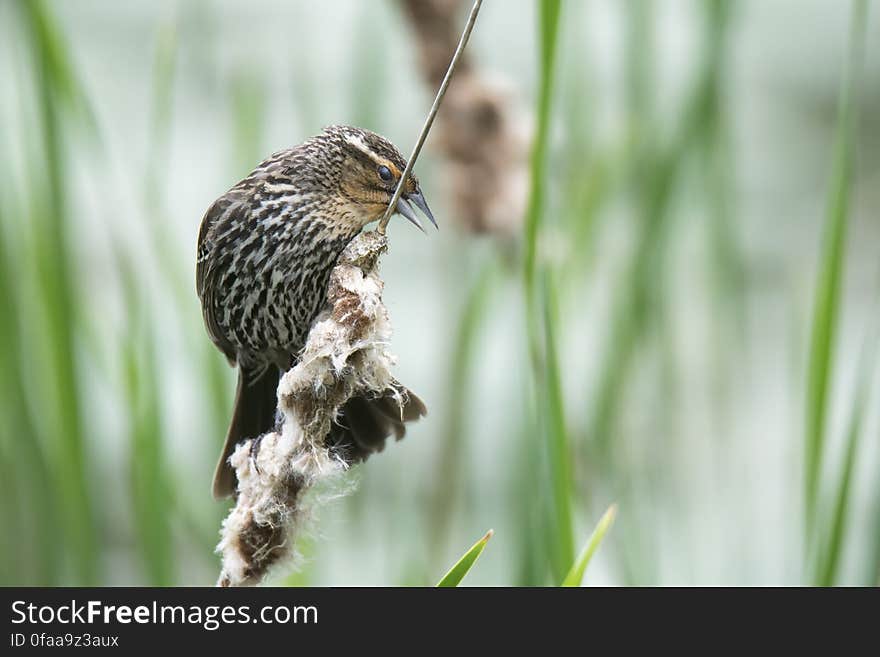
[216,230,413,587]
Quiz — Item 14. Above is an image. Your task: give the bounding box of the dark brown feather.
[326,389,427,464]
[212,365,280,499]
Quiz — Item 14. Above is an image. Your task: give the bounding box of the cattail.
[216,231,418,586]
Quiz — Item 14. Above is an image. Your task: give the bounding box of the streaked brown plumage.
[197,125,434,499]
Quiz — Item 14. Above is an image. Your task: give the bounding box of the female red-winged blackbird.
[197,125,433,499]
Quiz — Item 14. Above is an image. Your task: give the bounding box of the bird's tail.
[212,365,280,499]
[326,388,427,464]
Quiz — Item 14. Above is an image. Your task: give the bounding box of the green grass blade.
[523,0,561,300]
[114,248,175,586]
[18,0,98,136]
[804,0,867,546]
[513,396,550,587]
[817,266,880,585]
[520,0,572,585]
[561,505,617,587]
[541,271,575,578]
[124,328,175,585]
[0,201,61,585]
[436,529,493,587]
[815,367,870,586]
[19,0,100,584]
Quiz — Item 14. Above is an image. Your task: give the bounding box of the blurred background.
[0,0,878,586]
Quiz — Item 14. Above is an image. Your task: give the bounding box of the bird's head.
[322,125,436,232]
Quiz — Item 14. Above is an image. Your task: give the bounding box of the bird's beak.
[396,190,437,232]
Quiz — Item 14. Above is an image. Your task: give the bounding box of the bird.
[197,125,433,499]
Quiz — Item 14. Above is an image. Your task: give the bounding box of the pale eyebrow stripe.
[343,134,400,176]
[344,134,382,164]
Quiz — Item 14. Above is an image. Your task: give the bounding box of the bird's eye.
[377,165,393,182]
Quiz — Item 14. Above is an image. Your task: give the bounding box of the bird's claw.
[249,435,265,475]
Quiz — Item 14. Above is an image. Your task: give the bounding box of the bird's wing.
[196,193,245,364]
[196,147,303,364]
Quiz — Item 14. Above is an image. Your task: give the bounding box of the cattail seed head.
[216,230,417,586]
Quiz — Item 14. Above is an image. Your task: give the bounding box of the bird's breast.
[214,199,360,366]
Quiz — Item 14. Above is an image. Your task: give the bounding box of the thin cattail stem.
[377,0,483,234]
[401,0,529,236]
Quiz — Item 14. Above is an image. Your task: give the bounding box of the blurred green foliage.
[0,0,876,586]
